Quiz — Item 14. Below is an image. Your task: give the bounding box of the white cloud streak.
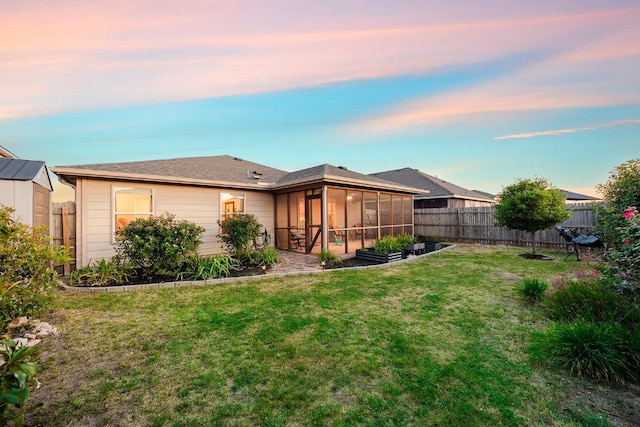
[494,118,640,140]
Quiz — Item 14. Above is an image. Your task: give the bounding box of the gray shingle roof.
[53,155,288,188]
[276,164,416,192]
[371,168,494,201]
[53,156,422,193]
[0,158,46,181]
[560,190,600,201]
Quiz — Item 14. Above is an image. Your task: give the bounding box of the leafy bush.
[494,178,570,255]
[544,277,640,327]
[217,214,263,259]
[370,234,416,254]
[246,247,281,267]
[318,249,342,266]
[1,339,39,426]
[603,206,640,294]
[180,254,241,280]
[69,257,134,287]
[534,320,633,383]
[0,206,70,332]
[517,278,548,303]
[116,213,205,282]
[594,158,640,247]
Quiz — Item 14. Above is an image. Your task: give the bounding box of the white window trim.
[220,192,246,217]
[112,185,154,243]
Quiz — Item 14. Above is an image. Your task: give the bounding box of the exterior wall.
[33,183,51,232]
[75,178,275,267]
[0,180,33,224]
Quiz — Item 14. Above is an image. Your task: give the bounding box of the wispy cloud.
[2,2,639,120]
[494,118,640,140]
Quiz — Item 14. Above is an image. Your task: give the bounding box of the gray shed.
[0,158,53,231]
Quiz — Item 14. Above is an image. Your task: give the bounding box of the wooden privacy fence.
[414,203,597,248]
[52,201,76,274]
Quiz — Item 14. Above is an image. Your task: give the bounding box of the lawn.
[25,245,634,426]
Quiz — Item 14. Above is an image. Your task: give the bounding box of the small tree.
[217,213,262,260]
[116,213,205,282]
[494,178,571,255]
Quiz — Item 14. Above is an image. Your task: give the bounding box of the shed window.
[114,187,153,232]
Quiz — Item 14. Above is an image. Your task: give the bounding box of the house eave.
[274,174,425,194]
[50,167,277,191]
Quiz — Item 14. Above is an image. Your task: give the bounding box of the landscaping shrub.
[217,213,263,260]
[544,277,640,327]
[534,320,633,383]
[318,249,342,266]
[0,339,39,426]
[246,247,281,267]
[116,213,205,282]
[0,206,70,332]
[517,278,548,303]
[179,254,241,281]
[602,206,640,295]
[594,158,640,248]
[370,234,415,254]
[69,257,133,287]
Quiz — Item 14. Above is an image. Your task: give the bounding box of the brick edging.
[59,244,455,293]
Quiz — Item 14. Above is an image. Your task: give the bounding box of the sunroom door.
[305,195,322,253]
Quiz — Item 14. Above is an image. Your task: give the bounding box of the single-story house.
[560,189,601,203]
[51,155,421,267]
[0,157,53,231]
[370,167,495,209]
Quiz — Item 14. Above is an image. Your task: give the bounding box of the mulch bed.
[323,257,384,269]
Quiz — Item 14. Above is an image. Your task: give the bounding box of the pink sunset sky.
[1,0,639,201]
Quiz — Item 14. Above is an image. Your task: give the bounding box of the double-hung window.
[113,187,153,233]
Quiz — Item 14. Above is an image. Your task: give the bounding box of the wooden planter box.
[355,249,403,263]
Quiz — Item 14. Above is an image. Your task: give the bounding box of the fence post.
[62,207,71,276]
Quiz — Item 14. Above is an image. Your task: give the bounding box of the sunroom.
[273,165,419,256]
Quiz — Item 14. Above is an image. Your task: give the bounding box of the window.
[114,187,153,232]
[220,193,245,220]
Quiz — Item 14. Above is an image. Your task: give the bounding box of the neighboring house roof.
[560,189,601,201]
[0,145,18,158]
[0,158,53,191]
[370,168,494,201]
[472,190,496,200]
[52,156,423,194]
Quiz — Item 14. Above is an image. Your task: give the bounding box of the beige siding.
[77,179,276,267]
[0,180,33,224]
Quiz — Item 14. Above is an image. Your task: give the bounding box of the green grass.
[27,245,614,426]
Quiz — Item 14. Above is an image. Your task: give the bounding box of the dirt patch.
[518,253,555,261]
[560,380,640,426]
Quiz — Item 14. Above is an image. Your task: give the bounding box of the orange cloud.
[2,3,639,120]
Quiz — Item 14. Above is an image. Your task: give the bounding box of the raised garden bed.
[424,242,442,252]
[355,248,403,263]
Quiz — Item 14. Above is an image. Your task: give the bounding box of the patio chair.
[289,232,305,249]
[555,226,603,261]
